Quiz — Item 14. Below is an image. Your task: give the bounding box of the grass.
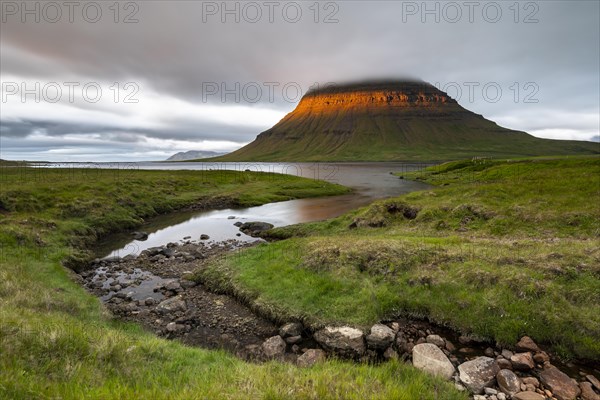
[195,156,600,360]
[0,166,466,399]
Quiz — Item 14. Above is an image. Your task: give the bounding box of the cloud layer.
[1,1,599,161]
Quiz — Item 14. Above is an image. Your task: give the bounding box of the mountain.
[212,80,599,161]
[166,150,225,161]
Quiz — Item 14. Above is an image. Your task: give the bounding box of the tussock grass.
[198,157,600,360]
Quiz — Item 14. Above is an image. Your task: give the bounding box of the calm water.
[43,162,431,257]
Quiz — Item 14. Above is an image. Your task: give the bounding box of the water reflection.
[88,162,431,258]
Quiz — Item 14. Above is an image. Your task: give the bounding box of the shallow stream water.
[85,162,432,258]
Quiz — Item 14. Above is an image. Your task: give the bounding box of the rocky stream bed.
[76,228,600,400]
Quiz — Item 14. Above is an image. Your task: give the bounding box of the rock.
[497,392,506,400]
[521,377,539,387]
[501,349,514,359]
[455,383,466,392]
[512,392,545,400]
[484,347,495,357]
[511,352,535,370]
[484,387,498,395]
[180,280,197,289]
[497,358,512,370]
[496,369,521,396]
[238,221,274,237]
[516,336,541,353]
[132,231,149,241]
[586,375,600,391]
[144,297,156,306]
[285,335,302,345]
[314,326,365,358]
[458,356,500,394]
[279,322,303,338]
[412,343,455,379]
[366,324,395,350]
[261,336,286,358]
[166,322,184,332]
[533,351,549,364]
[580,382,600,400]
[165,280,182,292]
[227,216,236,219]
[200,234,210,240]
[383,347,398,360]
[539,364,581,400]
[296,349,326,367]
[161,248,175,257]
[155,295,187,315]
[426,334,445,348]
[233,221,243,227]
[473,396,486,400]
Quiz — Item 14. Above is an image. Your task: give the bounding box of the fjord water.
[85,162,431,258]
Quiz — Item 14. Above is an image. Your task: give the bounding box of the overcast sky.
[1,0,599,161]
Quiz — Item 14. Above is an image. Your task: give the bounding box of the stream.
[92,162,431,258]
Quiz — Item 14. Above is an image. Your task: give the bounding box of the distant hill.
[212,80,599,161]
[166,151,226,161]
[0,159,26,166]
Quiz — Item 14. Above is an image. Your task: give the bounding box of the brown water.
[94,162,431,258]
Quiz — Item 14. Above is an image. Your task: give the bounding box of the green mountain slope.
[212,80,598,161]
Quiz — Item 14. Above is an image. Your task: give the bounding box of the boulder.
[261,336,286,358]
[426,334,445,348]
[580,382,600,400]
[279,322,303,338]
[239,221,274,237]
[132,231,149,241]
[516,336,540,353]
[155,295,186,315]
[539,364,581,400]
[497,358,512,370]
[512,392,545,400]
[297,349,326,367]
[161,247,175,257]
[496,369,521,396]
[510,352,535,370]
[200,234,210,240]
[314,326,365,358]
[458,356,500,394]
[586,375,600,391]
[412,343,455,379]
[164,280,182,292]
[366,324,395,350]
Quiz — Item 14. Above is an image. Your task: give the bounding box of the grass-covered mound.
[197,156,600,360]
[0,166,466,399]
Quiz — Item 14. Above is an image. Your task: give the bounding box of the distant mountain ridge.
[167,150,225,161]
[211,79,599,161]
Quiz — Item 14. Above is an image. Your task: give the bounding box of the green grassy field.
[0,166,466,399]
[196,156,600,360]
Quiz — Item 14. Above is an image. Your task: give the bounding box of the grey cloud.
[1,1,598,160]
[0,118,258,143]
